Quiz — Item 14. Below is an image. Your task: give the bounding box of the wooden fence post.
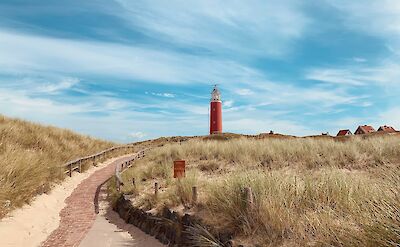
[92,156,96,167]
[78,160,82,173]
[244,187,254,210]
[69,164,72,177]
[154,182,158,197]
[192,186,198,205]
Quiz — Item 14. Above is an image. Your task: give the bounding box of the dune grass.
[0,115,114,218]
[118,135,400,246]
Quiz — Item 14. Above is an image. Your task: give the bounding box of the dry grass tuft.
[185,224,224,247]
[0,115,114,218]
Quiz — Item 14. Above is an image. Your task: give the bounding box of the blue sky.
[0,0,399,142]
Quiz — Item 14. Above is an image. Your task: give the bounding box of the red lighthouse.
[210,85,222,134]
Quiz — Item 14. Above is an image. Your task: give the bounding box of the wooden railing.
[61,145,138,177]
[120,149,146,172]
[115,149,146,191]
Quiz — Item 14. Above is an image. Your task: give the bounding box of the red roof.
[356,125,375,134]
[378,125,396,133]
[337,129,352,136]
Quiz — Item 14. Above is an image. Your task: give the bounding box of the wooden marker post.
[192,186,198,205]
[154,182,158,197]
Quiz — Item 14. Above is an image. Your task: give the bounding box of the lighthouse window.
[213,108,215,111]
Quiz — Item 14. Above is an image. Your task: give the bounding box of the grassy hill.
[116,136,400,247]
[0,115,114,218]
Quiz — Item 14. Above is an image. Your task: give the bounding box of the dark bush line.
[113,195,241,247]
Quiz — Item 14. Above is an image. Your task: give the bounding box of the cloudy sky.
[0,0,399,142]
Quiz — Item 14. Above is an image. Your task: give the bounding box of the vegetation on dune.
[0,115,114,218]
[117,136,400,246]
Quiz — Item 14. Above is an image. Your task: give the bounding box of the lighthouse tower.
[210,85,222,134]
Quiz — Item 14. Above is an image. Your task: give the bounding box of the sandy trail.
[79,183,165,247]
[0,155,130,247]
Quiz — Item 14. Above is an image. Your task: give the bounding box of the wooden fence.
[62,145,138,177]
[115,149,146,191]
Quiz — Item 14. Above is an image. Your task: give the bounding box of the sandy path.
[79,183,165,247]
[0,155,132,247]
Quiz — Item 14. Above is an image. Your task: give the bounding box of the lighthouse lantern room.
[210,85,222,134]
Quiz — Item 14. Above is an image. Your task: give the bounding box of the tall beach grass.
[0,115,114,218]
[119,135,400,246]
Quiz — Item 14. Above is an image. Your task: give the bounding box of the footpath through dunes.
[41,155,138,247]
[79,175,165,247]
[0,156,124,246]
[0,151,164,247]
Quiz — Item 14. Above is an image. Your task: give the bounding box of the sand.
[79,183,165,247]
[0,156,126,247]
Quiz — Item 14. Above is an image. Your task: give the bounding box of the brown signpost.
[173,160,186,178]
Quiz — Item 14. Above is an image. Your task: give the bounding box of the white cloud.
[235,88,254,96]
[305,68,365,86]
[353,57,367,63]
[114,0,310,57]
[36,77,79,94]
[247,79,366,109]
[162,93,175,98]
[0,88,88,115]
[327,0,400,34]
[149,92,175,98]
[306,61,400,87]
[360,102,373,107]
[325,0,400,50]
[0,30,261,86]
[0,29,376,117]
[129,131,147,139]
[223,100,234,108]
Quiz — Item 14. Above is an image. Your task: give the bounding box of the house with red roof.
[336,129,352,136]
[377,125,396,133]
[354,125,375,135]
